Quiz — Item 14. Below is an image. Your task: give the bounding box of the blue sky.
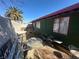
[0,0,79,24]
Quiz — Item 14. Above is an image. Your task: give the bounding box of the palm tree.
[5,7,23,22]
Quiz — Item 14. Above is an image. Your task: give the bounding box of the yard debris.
[24,37,79,59]
[26,46,71,59]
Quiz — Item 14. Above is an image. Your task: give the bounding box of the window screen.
[53,17,69,35]
[59,17,69,35]
[36,21,40,29]
[53,18,59,32]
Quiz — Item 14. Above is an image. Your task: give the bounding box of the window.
[53,18,59,32]
[36,21,40,29]
[59,17,69,34]
[33,23,36,27]
[53,17,69,35]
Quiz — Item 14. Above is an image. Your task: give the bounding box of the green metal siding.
[33,12,79,47]
[40,19,53,36]
[67,12,79,47]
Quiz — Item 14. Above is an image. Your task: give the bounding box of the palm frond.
[5,7,23,22]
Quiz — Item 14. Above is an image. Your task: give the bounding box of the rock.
[26,37,43,49]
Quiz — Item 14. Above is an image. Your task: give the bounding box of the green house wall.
[33,11,79,47]
[40,19,53,36]
[67,12,79,47]
[51,12,79,47]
